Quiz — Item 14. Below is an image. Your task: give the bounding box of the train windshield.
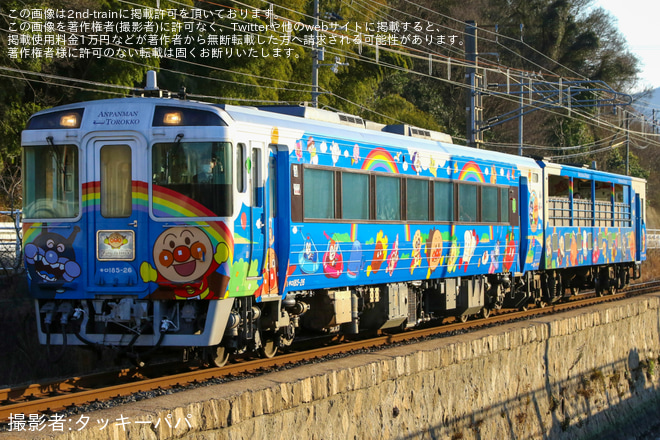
[23,145,79,219]
[152,141,233,217]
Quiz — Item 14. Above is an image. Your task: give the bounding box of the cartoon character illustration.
[570,233,578,266]
[529,191,539,233]
[410,229,423,273]
[264,248,278,295]
[489,240,501,274]
[323,239,343,278]
[411,151,422,174]
[307,136,318,164]
[104,232,128,249]
[24,226,82,285]
[490,165,497,184]
[557,234,565,266]
[503,230,516,271]
[352,144,360,165]
[295,139,303,161]
[447,236,460,273]
[429,157,438,177]
[367,231,388,276]
[298,235,320,274]
[461,230,478,272]
[140,226,229,299]
[582,230,589,259]
[347,240,365,278]
[425,228,444,276]
[592,235,600,264]
[546,235,553,265]
[385,234,399,276]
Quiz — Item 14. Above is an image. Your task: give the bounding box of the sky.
[591,0,660,91]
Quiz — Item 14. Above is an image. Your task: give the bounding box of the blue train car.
[538,162,645,298]
[20,72,645,364]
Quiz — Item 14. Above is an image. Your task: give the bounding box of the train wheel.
[570,287,580,296]
[259,335,278,359]
[459,314,469,323]
[480,308,491,319]
[208,345,229,368]
[594,276,604,297]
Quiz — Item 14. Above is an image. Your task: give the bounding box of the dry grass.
[639,249,660,283]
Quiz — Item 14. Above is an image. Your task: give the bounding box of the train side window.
[406,178,429,221]
[236,143,245,193]
[500,187,509,223]
[433,181,453,222]
[342,172,369,220]
[458,183,477,222]
[304,168,334,219]
[376,175,401,221]
[101,145,132,218]
[481,186,498,223]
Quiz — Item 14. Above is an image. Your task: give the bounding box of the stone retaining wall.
[4,294,660,439]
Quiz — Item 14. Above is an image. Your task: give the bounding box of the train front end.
[21,95,238,357]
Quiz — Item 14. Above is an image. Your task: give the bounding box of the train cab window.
[101,145,132,218]
[304,168,334,219]
[23,144,79,219]
[376,176,401,221]
[481,186,498,223]
[433,181,453,222]
[406,178,429,221]
[342,172,369,220]
[152,141,233,217]
[458,183,477,222]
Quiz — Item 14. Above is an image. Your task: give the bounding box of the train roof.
[24,96,646,186]
[216,103,542,170]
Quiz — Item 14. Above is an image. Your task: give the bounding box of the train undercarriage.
[35,262,642,367]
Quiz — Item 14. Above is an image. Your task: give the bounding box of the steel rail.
[2,280,660,422]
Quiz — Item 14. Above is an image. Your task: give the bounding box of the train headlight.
[59,113,79,128]
[163,111,182,125]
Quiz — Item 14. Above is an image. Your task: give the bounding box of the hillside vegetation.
[0,0,655,211]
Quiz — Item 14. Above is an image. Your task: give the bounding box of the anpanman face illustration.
[154,227,213,283]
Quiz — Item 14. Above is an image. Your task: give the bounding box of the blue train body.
[20,74,646,362]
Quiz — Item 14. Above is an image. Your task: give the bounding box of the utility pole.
[625,112,630,176]
[465,21,483,148]
[311,0,320,107]
[518,72,524,156]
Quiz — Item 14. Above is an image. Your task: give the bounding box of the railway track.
[2,280,660,423]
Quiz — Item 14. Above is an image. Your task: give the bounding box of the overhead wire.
[2,0,659,151]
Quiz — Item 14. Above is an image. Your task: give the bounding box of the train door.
[89,137,147,292]
[247,142,265,283]
[635,193,646,261]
